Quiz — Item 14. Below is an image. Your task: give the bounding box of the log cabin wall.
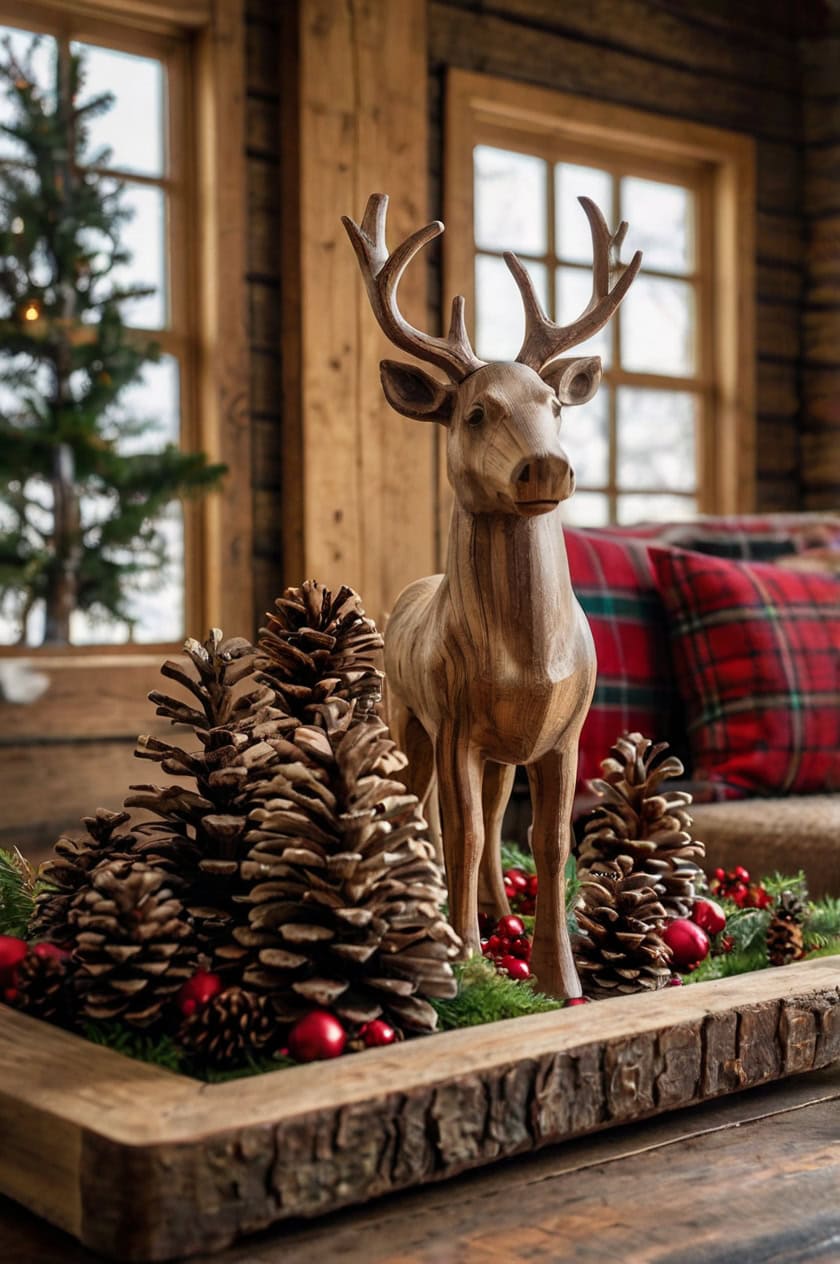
[428,0,809,511]
[800,6,840,509]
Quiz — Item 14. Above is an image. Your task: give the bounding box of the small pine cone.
[256,581,384,723]
[767,890,806,966]
[179,987,275,1068]
[11,948,73,1024]
[238,699,460,1033]
[29,808,137,942]
[69,859,195,1026]
[579,732,705,919]
[573,855,672,998]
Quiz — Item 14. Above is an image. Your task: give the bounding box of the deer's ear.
[542,356,602,407]
[380,360,456,424]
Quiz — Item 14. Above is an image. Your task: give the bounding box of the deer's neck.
[440,502,576,675]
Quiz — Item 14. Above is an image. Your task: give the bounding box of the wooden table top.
[3,1063,839,1264]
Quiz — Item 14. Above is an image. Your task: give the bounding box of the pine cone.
[573,855,672,998]
[767,890,806,966]
[29,809,137,942]
[179,987,275,1068]
[11,947,73,1024]
[236,698,460,1033]
[69,858,195,1026]
[256,581,384,723]
[127,629,293,966]
[578,732,705,919]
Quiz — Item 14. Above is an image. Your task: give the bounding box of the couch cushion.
[652,548,840,798]
[565,528,677,788]
[691,796,840,900]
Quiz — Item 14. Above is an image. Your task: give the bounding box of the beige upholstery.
[691,797,840,899]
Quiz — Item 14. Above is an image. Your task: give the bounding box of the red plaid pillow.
[652,549,840,797]
[565,529,677,788]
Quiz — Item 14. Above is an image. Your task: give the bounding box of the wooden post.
[281,0,433,627]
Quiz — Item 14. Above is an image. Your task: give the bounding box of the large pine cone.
[127,630,295,967]
[579,732,705,919]
[573,856,672,998]
[236,699,460,1032]
[179,987,275,1068]
[29,809,137,942]
[256,581,384,723]
[68,859,195,1026]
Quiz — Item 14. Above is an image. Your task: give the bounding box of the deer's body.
[343,195,640,999]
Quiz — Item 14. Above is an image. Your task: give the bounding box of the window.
[0,11,192,645]
[444,71,755,532]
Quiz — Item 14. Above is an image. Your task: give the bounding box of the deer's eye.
[465,404,484,427]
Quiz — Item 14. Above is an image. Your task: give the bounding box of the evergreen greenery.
[431,955,561,1030]
[0,36,224,644]
[0,845,41,937]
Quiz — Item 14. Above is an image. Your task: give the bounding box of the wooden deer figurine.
[342,193,641,999]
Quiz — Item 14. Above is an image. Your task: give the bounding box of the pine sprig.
[0,846,39,937]
[803,896,840,950]
[431,955,561,1030]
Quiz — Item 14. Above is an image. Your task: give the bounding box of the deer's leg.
[478,761,515,919]
[435,723,484,958]
[526,743,582,1000]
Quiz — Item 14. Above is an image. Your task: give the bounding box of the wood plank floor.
[3,1065,839,1263]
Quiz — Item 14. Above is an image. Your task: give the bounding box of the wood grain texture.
[281,0,433,628]
[0,959,838,1260]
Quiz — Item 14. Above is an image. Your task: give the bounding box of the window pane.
[113,182,167,328]
[564,384,609,488]
[617,388,697,491]
[556,266,611,368]
[103,355,180,452]
[617,493,696,524]
[561,491,610,527]
[622,177,693,275]
[555,163,612,264]
[474,145,547,255]
[476,252,547,361]
[620,276,695,376]
[73,42,164,177]
[0,27,55,161]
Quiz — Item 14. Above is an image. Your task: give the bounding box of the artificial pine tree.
[578,732,705,919]
[0,35,224,645]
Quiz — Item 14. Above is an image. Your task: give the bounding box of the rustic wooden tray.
[2,957,839,1262]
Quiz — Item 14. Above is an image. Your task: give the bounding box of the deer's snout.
[513,454,574,514]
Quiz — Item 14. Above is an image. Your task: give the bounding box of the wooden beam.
[282,0,433,626]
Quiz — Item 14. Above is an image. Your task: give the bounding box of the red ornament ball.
[177,968,223,1017]
[663,919,710,971]
[360,1018,397,1047]
[565,996,590,1006]
[288,1010,346,1061]
[32,941,70,963]
[691,898,726,936]
[500,955,531,980]
[0,936,27,986]
[496,914,525,940]
[509,935,531,960]
[504,868,528,894]
[667,976,684,987]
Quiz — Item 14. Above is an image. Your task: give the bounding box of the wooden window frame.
[0,0,250,655]
[443,70,756,543]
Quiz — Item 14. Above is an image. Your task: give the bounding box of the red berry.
[527,874,539,898]
[714,867,726,881]
[565,996,590,1006]
[503,877,515,898]
[730,882,748,905]
[691,898,726,936]
[504,869,528,894]
[496,914,525,939]
[667,976,684,987]
[0,936,27,986]
[500,955,531,980]
[32,942,70,962]
[177,968,223,1017]
[478,911,495,936]
[734,866,750,881]
[4,987,18,1004]
[288,1010,346,1061]
[360,1018,396,1047]
[487,934,504,955]
[519,897,536,916]
[509,936,531,959]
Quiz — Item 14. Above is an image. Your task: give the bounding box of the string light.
[22,301,41,322]
[11,216,24,234]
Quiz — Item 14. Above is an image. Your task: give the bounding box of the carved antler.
[507,196,643,373]
[342,193,485,383]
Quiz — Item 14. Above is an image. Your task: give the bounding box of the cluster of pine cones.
[572,733,706,999]
[15,583,460,1067]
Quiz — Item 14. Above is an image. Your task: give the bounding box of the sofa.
[562,513,840,898]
